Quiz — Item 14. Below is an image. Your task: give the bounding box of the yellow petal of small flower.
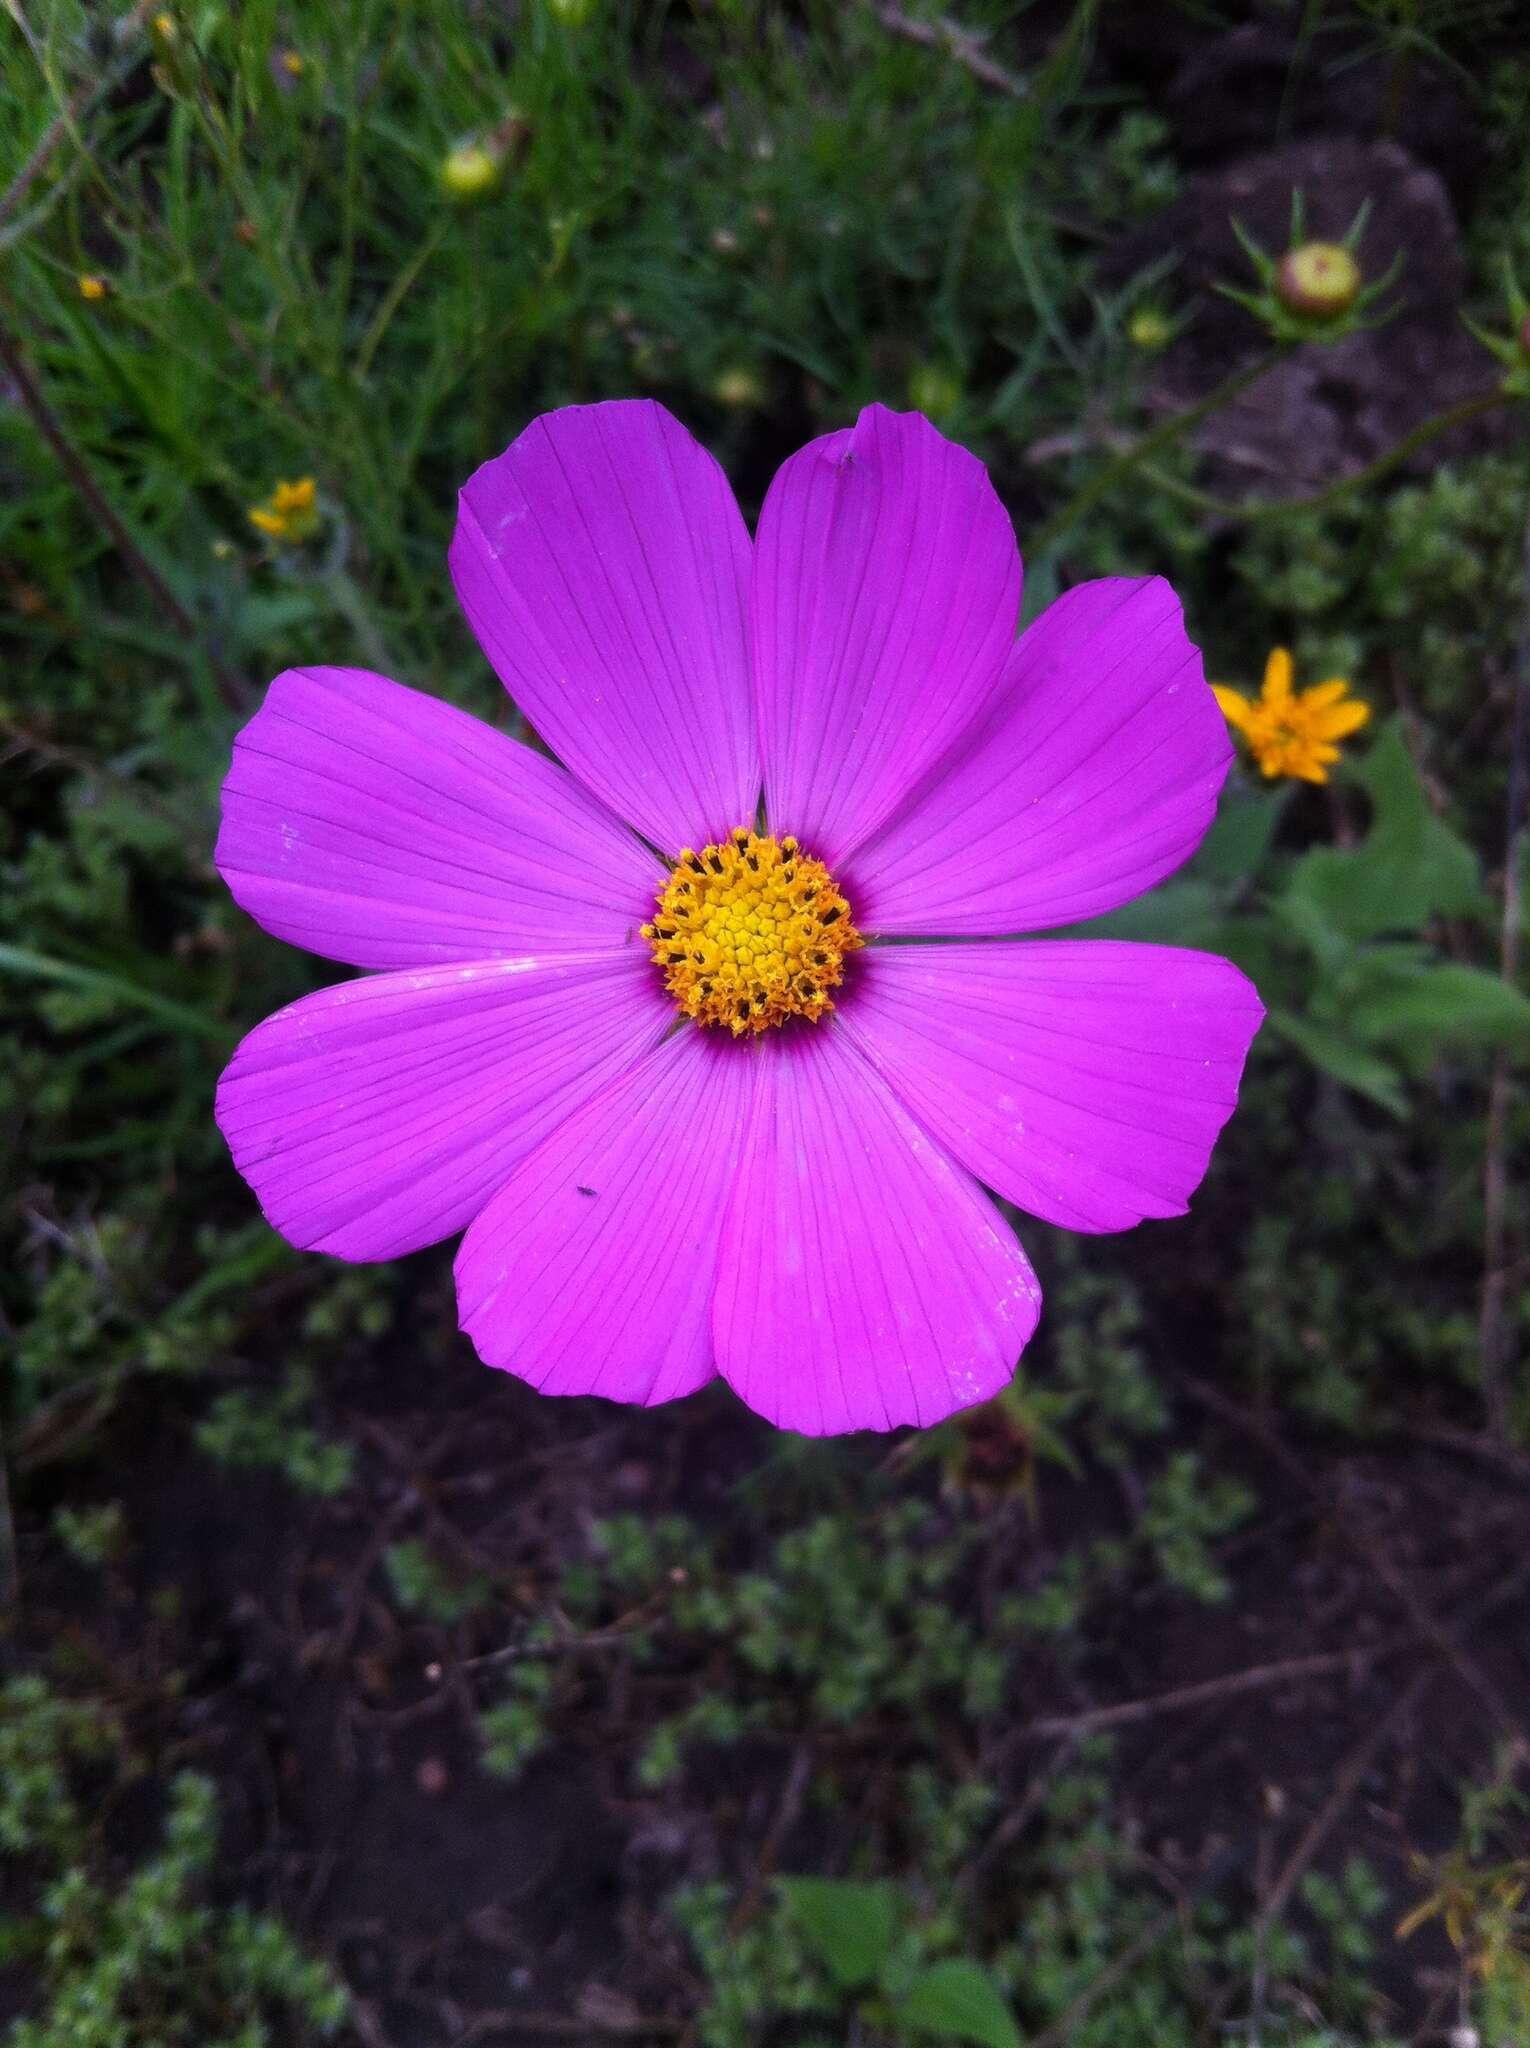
[77,274,108,301]
[1211,685,1255,735]
[248,506,286,536]
[1311,699,1370,740]
[1261,647,1294,705]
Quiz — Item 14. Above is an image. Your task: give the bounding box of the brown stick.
[874,5,1029,98]
[1015,1634,1416,1741]
[1180,1375,1528,1745]
[1256,1666,1434,1938]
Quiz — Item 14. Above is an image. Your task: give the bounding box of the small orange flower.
[248,476,319,543]
[1214,648,1370,785]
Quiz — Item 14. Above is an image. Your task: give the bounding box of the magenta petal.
[216,951,669,1262]
[848,577,1231,935]
[450,401,758,854]
[751,406,1021,868]
[840,941,1264,1234]
[217,665,661,969]
[455,1029,753,1406]
[713,1029,1039,1436]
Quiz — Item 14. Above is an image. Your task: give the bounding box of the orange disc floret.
[643,828,863,1036]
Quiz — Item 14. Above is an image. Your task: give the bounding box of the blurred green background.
[3,2,1529,2043]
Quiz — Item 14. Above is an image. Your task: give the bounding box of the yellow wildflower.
[279,49,305,75]
[248,476,319,543]
[77,274,109,302]
[1213,647,1370,785]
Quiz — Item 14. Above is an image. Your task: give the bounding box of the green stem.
[0,943,232,1044]
[354,218,448,383]
[324,566,399,675]
[1028,345,1292,554]
[1136,390,1513,523]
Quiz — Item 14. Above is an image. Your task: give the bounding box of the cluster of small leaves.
[0,1676,118,1860]
[678,1751,1404,2048]
[0,1680,347,2046]
[475,1502,1000,1789]
[384,1536,495,1625]
[196,1364,354,1498]
[1046,1256,1167,1460]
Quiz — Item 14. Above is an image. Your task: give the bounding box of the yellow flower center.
[643,829,863,1036]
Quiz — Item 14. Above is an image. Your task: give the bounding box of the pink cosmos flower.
[215,402,1262,1436]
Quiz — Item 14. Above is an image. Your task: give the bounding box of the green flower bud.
[441,141,500,204]
[711,367,764,409]
[907,363,962,420]
[1127,307,1173,351]
[1276,242,1362,321]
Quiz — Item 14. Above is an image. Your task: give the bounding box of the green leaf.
[1016,555,1059,632]
[1280,722,1480,943]
[1063,879,1221,946]
[1345,959,1530,1053]
[0,943,232,1043]
[1268,1009,1408,1116]
[899,1959,1022,2048]
[1188,783,1291,886]
[776,1878,903,1989]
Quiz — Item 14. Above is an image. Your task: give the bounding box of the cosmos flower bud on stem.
[1276,241,1362,320]
[1221,195,1396,343]
[440,112,530,205]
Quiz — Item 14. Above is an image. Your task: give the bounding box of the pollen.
[643,828,863,1037]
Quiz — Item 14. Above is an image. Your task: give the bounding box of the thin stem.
[1027,345,1291,554]
[1142,389,1513,525]
[1479,498,1530,1440]
[0,942,233,1044]
[0,1414,19,1658]
[0,317,246,709]
[354,218,448,382]
[873,4,1029,98]
[0,4,149,233]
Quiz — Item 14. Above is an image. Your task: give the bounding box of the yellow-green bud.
[907,364,962,419]
[1127,307,1173,351]
[1276,242,1362,320]
[441,141,500,204]
[711,367,764,409]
